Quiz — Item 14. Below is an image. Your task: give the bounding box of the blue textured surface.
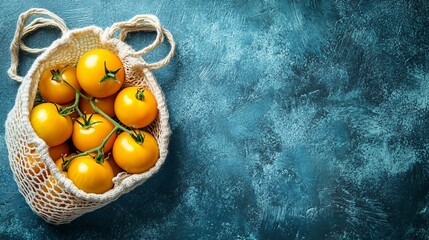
[1,1,429,239]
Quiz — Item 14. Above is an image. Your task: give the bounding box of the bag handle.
[8,8,68,82]
[106,14,176,70]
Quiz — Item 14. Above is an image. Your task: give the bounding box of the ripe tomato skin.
[76,49,124,98]
[107,157,123,176]
[30,103,73,146]
[79,93,116,118]
[114,87,158,128]
[112,130,159,174]
[72,114,116,153]
[48,142,70,161]
[67,155,114,194]
[39,64,81,104]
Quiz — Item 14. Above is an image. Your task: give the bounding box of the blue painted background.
[1,0,428,239]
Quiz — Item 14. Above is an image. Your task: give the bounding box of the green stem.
[62,152,87,170]
[136,88,145,100]
[101,126,118,148]
[75,106,84,118]
[61,80,90,101]
[62,126,119,170]
[51,65,68,82]
[89,100,133,135]
[89,99,144,144]
[58,78,143,169]
[99,61,121,83]
[59,92,79,116]
[58,78,90,116]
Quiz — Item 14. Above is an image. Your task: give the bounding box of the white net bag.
[5,8,175,224]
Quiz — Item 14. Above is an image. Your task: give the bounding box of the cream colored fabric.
[5,8,174,224]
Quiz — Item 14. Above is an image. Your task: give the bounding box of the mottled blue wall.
[1,0,428,239]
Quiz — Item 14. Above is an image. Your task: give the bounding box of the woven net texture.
[5,26,171,224]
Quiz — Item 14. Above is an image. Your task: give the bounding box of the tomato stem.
[50,70,62,82]
[75,113,103,129]
[131,129,145,144]
[90,99,146,146]
[75,106,84,118]
[62,126,119,169]
[99,61,121,83]
[90,100,144,145]
[58,92,79,116]
[89,100,133,135]
[62,152,83,170]
[61,79,90,101]
[50,65,68,82]
[59,78,144,169]
[136,88,145,101]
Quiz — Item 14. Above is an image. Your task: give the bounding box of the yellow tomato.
[39,64,81,104]
[76,48,124,98]
[114,87,158,128]
[107,157,123,176]
[79,93,116,118]
[67,155,114,194]
[30,103,73,146]
[72,114,116,153]
[112,130,159,174]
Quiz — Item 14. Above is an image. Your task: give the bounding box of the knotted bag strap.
[105,14,176,70]
[8,8,68,82]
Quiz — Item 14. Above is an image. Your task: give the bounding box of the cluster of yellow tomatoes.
[29,48,160,194]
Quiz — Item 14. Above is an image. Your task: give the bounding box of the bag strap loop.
[8,8,68,82]
[106,14,175,70]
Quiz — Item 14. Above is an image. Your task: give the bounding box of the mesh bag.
[5,8,175,224]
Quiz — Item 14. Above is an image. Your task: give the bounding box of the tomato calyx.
[50,65,69,82]
[99,61,121,83]
[57,81,91,117]
[51,101,76,117]
[130,130,145,144]
[135,88,145,101]
[57,78,143,169]
[94,149,106,164]
[75,113,103,129]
